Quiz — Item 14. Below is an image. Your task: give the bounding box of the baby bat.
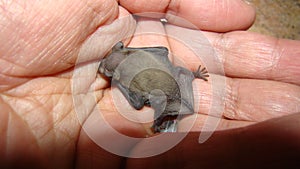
[98,41,209,133]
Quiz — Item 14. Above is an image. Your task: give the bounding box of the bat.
[98,41,209,133]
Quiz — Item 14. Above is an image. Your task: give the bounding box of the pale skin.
[0,0,299,169]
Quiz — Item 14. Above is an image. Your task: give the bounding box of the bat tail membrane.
[180,98,195,115]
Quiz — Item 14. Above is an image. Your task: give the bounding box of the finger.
[128,18,169,47]
[78,6,136,64]
[120,0,255,32]
[126,113,300,169]
[127,17,172,60]
[164,27,213,73]
[98,88,152,137]
[192,74,300,122]
[179,113,254,132]
[97,72,300,134]
[167,28,300,85]
[207,31,300,85]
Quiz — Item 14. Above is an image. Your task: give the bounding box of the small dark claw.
[193,65,209,81]
[151,115,178,133]
[151,120,178,133]
[200,66,208,73]
[160,120,177,132]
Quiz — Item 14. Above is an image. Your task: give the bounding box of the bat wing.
[127,46,174,69]
[173,66,196,115]
[113,79,145,110]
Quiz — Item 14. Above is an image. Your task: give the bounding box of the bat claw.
[159,120,178,132]
[193,65,209,81]
[152,119,178,133]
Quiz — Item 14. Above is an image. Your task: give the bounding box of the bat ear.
[112,41,124,51]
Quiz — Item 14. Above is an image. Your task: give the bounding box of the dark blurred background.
[249,0,299,40]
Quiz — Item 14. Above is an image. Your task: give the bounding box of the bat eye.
[113,41,124,51]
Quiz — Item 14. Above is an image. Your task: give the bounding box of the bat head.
[98,42,128,78]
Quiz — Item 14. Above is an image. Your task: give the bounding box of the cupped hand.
[0,0,299,169]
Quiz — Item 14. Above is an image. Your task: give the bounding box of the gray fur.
[98,41,209,133]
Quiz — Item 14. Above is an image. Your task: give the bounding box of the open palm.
[1,0,299,168]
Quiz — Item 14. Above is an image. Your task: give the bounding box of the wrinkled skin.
[0,0,300,169]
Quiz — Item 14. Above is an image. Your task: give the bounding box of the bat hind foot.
[152,116,178,133]
[193,65,209,81]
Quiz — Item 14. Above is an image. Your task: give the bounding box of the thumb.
[0,0,117,77]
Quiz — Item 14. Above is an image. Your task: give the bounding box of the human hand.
[105,1,300,168]
[0,0,299,169]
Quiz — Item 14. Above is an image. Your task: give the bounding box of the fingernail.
[243,0,253,6]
